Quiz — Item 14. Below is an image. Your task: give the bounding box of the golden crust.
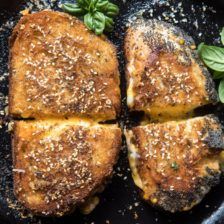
[126,115,224,212]
[13,120,121,216]
[125,19,217,119]
[9,10,120,121]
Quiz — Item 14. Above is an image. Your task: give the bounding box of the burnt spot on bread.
[201,115,224,149]
[149,169,220,213]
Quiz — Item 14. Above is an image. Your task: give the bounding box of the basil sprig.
[221,27,224,45]
[198,28,224,103]
[62,0,119,35]
[84,11,105,35]
[198,44,224,72]
[219,79,224,103]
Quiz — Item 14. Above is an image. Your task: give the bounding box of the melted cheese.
[127,78,134,107]
[125,130,143,189]
[26,117,119,129]
[79,196,100,215]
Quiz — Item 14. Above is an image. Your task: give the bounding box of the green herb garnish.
[221,27,224,45]
[213,70,224,80]
[198,44,224,72]
[198,28,224,103]
[218,79,224,103]
[62,0,119,35]
[171,161,179,171]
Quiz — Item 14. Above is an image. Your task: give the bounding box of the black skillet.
[1,0,224,223]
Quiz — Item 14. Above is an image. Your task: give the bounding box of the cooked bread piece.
[125,19,217,120]
[9,10,120,121]
[125,115,224,212]
[12,119,121,216]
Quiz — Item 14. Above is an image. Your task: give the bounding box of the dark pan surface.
[1,0,224,223]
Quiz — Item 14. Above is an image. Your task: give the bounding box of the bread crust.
[126,115,224,212]
[9,10,120,121]
[124,19,218,119]
[12,120,121,216]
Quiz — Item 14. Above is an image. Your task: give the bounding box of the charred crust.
[149,170,221,213]
[202,115,224,149]
[133,19,194,56]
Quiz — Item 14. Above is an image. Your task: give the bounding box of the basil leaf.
[84,13,94,31]
[105,16,114,32]
[213,71,224,80]
[62,3,86,16]
[84,12,105,35]
[200,45,224,72]
[89,0,98,12]
[96,0,109,11]
[105,2,119,17]
[197,42,204,57]
[62,0,119,34]
[218,79,224,103]
[221,27,224,45]
[92,11,105,35]
[77,0,91,10]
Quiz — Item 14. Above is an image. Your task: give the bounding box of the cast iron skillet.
[1,0,224,223]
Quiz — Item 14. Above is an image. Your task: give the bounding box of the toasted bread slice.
[125,19,217,120]
[9,10,120,121]
[125,115,224,212]
[12,119,121,216]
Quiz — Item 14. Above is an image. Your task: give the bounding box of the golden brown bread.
[10,10,122,217]
[125,19,218,120]
[125,115,224,212]
[9,10,120,121]
[13,119,121,216]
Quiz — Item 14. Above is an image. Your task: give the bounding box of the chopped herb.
[171,161,179,170]
[62,0,119,35]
